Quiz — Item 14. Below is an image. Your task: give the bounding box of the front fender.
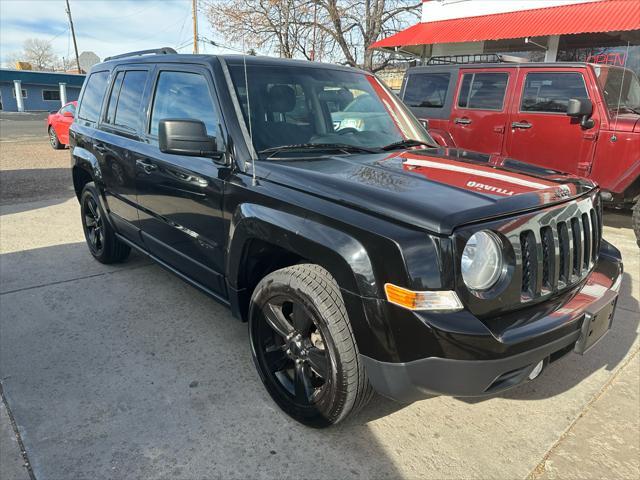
[226,203,378,298]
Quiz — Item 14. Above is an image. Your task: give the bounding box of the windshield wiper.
[259,143,378,158]
[380,139,435,151]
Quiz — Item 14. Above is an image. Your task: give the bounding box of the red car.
[47,101,77,149]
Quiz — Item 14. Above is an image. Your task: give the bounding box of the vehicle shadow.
[0,168,75,213]
[462,271,638,404]
[603,209,632,230]
[0,242,404,480]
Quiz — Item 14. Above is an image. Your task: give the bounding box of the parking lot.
[0,116,638,479]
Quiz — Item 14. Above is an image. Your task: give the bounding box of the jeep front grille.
[519,204,601,301]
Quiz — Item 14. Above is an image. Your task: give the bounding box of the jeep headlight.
[461,231,504,291]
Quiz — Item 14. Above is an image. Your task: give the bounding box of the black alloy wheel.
[255,295,333,407]
[83,194,104,256]
[80,182,130,264]
[249,264,373,427]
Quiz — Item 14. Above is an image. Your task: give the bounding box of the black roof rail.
[426,54,529,65]
[104,47,178,63]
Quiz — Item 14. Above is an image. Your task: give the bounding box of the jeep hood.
[260,147,596,235]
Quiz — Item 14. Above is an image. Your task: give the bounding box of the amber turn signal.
[384,283,463,311]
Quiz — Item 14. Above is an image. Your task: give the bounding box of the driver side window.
[149,71,219,137]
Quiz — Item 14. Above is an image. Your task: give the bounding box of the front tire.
[632,199,640,248]
[80,182,130,264]
[249,264,373,427]
[48,126,64,150]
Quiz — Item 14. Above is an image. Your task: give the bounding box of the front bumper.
[360,244,623,403]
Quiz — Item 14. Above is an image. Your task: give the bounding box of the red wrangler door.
[505,68,600,175]
[448,69,512,155]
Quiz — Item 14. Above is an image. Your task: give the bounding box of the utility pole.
[65,0,81,73]
[192,0,199,54]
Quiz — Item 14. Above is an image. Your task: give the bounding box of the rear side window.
[521,72,588,113]
[403,73,450,108]
[104,72,124,124]
[77,71,109,123]
[458,72,508,110]
[112,71,148,130]
[149,71,219,136]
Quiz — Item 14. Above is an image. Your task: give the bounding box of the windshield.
[227,63,433,157]
[595,66,640,112]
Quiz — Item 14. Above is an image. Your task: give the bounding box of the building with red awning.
[372,0,639,74]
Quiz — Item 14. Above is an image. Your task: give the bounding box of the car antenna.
[612,41,631,141]
[242,40,257,186]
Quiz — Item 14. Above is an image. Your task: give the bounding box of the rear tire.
[80,182,130,264]
[632,199,640,248]
[249,264,373,427]
[48,126,64,150]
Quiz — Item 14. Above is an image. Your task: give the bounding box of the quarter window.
[149,71,219,136]
[403,73,450,108]
[77,71,109,123]
[42,90,60,101]
[521,73,588,113]
[457,72,508,110]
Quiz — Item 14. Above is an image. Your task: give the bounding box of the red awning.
[371,0,640,49]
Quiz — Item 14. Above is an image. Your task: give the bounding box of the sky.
[0,0,235,68]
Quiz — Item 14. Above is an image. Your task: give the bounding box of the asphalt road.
[0,136,638,479]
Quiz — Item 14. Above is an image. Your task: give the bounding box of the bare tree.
[204,0,419,71]
[10,38,58,71]
[305,0,420,71]
[205,0,332,60]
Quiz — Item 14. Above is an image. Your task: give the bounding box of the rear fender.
[71,146,115,228]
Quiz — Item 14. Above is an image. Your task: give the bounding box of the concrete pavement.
[0,194,638,479]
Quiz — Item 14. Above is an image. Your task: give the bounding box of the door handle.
[94,143,107,153]
[136,159,158,174]
[511,121,532,129]
[454,117,472,125]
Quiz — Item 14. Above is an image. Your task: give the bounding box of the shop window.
[521,73,588,113]
[42,90,60,101]
[404,73,450,108]
[457,73,508,110]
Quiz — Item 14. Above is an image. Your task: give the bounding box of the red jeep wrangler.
[400,59,640,244]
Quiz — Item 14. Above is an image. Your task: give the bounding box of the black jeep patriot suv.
[70,48,623,427]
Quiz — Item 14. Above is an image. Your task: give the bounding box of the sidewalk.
[531,350,640,479]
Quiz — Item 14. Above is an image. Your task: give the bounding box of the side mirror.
[567,98,593,117]
[63,110,74,118]
[158,119,221,158]
[566,98,594,129]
